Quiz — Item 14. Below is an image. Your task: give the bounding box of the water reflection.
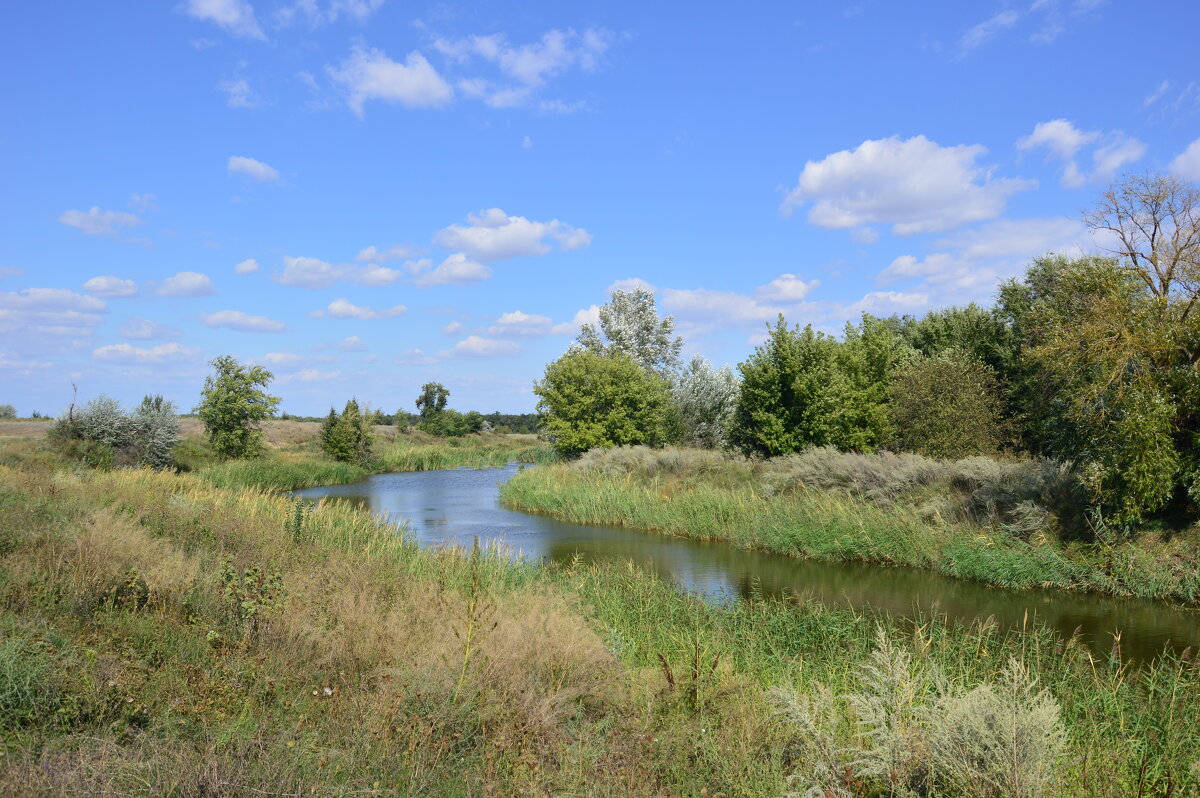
[293,465,1200,663]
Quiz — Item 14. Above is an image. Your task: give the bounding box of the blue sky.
[2,0,1199,416]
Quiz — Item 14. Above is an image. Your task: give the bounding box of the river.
[293,464,1200,664]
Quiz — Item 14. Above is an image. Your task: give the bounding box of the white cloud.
[82,276,137,298]
[0,288,107,339]
[1143,79,1170,110]
[439,335,521,358]
[443,320,465,335]
[119,317,181,340]
[201,310,286,332]
[156,271,217,298]
[93,342,201,363]
[754,273,819,303]
[228,155,280,182]
[235,258,260,274]
[182,0,265,40]
[288,368,342,383]
[276,0,385,25]
[782,135,1033,235]
[432,29,611,108]
[355,244,419,263]
[435,208,591,262]
[59,207,143,237]
[1091,134,1147,182]
[877,216,1094,305]
[844,291,931,317]
[395,348,438,365]
[522,135,533,149]
[272,255,404,289]
[328,45,453,116]
[1016,119,1144,186]
[335,335,367,351]
[414,253,492,287]
[310,298,407,319]
[550,305,600,336]
[129,193,158,212]
[957,10,1020,56]
[262,352,305,365]
[218,78,257,108]
[487,310,553,337]
[1170,138,1200,181]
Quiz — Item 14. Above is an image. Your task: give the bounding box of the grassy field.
[1,453,1199,796]
[500,446,1200,604]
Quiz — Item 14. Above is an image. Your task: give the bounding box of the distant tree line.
[534,172,1200,528]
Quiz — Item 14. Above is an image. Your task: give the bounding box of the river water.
[293,464,1200,664]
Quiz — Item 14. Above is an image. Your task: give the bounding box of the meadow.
[1,425,1199,795]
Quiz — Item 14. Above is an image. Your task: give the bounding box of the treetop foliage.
[195,355,281,459]
[576,288,684,375]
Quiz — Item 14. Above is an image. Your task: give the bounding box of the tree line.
[535,173,1200,528]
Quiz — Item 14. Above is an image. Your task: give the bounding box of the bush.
[0,404,16,419]
[48,394,179,470]
[890,351,1004,459]
[320,399,374,464]
[673,355,739,449]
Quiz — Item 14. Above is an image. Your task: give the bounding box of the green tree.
[415,382,449,429]
[195,355,280,459]
[730,316,843,456]
[834,314,912,451]
[577,288,684,375]
[890,351,1004,459]
[321,399,373,464]
[535,349,675,457]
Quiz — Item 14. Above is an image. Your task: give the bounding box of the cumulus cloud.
[435,208,591,262]
[335,335,368,351]
[181,0,265,40]
[235,258,260,274]
[550,305,600,336]
[59,207,143,237]
[309,298,407,319]
[82,276,137,298]
[156,271,217,297]
[1017,119,1144,187]
[877,216,1093,304]
[93,342,200,363]
[281,368,343,383]
[395,348,438,365]
[355,244,420,263]
[119,317,181,340]
[782,135,1033,235]
[328,45,453,116]
[200,310,286,332]
[272,255,403,289]
[443,320,465,335]
[1170,138,1200,181]
[228,155,280,182]
[487,310,553,337]
[0,288,107,340]
[754,273,819,302]
[261,352,305,365]
[438,335,521,358]
[414,253,492,287]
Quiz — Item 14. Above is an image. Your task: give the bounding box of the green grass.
[501,451,1200,603]
[1,459,1198,795]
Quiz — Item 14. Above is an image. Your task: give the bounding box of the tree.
[195,355,280,459]
[535,349,676,457]
[730,316,844,456]
[890,352,1003,459]
[416,382,449,420]
[834,314,912,452]
[320,399,373,464]
[1084,172,1200,310]
[0,404,15,419]
[577,288,684,375]
[673,354,739,449]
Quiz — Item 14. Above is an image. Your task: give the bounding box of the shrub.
[0,404,16,419]
[673,354,739,449]
[48,394,179,470]
[890,350,1004,459]
[320,399,374,464]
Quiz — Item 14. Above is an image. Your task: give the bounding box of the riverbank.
[500,446,1200,604]
[1,457,1198,795]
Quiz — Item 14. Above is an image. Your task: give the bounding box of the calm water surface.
[294,464,1200,663]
